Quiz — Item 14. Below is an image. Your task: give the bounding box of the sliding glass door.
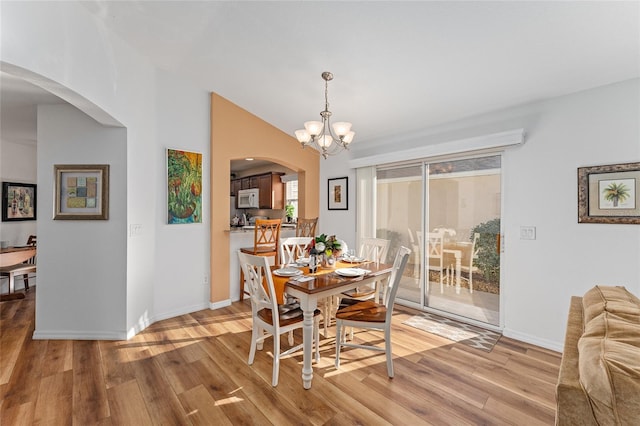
[374,155,501,326]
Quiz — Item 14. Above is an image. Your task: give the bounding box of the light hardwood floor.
[1,288,561,425]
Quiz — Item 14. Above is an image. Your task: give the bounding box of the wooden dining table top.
[270,260,392,304]
[0,246,37,268]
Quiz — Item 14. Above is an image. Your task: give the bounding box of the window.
[285,180,298,218]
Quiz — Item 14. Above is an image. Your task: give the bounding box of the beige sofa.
[556,285,640,425]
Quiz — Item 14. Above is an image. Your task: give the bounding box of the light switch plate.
[520,226,536,240]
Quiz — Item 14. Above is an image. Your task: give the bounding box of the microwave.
[237,188,260,209]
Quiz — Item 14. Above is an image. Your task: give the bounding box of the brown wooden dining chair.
[295,217,318,238]
[239,219,282,301]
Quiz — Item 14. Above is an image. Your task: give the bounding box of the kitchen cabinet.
[231,179,242,196]
[258,173,284,209]
[232,172,284,209]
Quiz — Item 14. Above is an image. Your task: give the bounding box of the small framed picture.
[328,177,348,210]
[2,182,37,222]
[578,162,640,224]
[54,164,109,220]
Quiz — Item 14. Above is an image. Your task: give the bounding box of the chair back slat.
[295,217,318,238]
[359,238,390,264]
[279,237,312,265]
[382,246,411,315]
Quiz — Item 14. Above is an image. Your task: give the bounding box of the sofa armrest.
[555,296,597,426]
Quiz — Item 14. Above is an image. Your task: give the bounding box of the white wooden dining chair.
[340,237,390,301]
[460,232,480,293]
[279,236,312,265]
[335,246,411,378]
[238,251,320,387]
[279,236,333,336]
[424,231,449,293]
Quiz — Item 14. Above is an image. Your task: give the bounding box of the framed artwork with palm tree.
[578,162,640,224]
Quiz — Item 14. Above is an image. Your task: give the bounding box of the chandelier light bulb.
[304,121,323,137]
[342,131,355,144]
[295,129,311,143]
[332,122,352,136]
[318,134,333,148]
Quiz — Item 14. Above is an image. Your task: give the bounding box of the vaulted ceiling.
[2,1,639,150]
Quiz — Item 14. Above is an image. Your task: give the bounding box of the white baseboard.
[502,327,563,353]
[33,329,127,340]
[209,299,232,310]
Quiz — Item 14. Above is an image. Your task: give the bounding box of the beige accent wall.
[210,93,320,303]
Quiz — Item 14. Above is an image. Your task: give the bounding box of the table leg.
[301,308,315,389]
[455,254,461,294]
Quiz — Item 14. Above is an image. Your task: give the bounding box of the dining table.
[272,259,394,389]
[0,246,37,297]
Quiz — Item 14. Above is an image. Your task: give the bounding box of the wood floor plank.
[0,289,562,425]
[72,340,110,425]
[33,370,72,425]
[98,340,137,389]
[177,384,233,426]
[106,379,153,426]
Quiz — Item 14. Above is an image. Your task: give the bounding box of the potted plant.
[285,203,295,223]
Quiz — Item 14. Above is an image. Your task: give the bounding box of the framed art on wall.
[167,148,202,224]
[54,164,109,220]
[328,177,348,210]
[2,182,37,222]
[578,162,640,224]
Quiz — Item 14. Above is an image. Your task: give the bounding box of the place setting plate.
[273,267,303,277]
[341,256,365,264]
[335,268,368,277]
[295,257,310,266]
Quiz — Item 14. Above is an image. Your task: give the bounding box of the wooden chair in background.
[295,217,317,238]
[0,235,37,293]
[239,219,281,301]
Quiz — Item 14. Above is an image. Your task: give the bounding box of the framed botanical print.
[578,162,640,224]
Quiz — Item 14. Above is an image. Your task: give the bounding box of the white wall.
[0,140,37,247]
[340,79,640,351]
[319,154,357,251]
[0,139,37,292]
[2,2,210,339]
[36,104,127,338]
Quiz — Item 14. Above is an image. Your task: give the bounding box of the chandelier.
[295,71,355,159]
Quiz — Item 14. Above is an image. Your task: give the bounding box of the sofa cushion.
[578,310,640,425]
[582,285,640,325]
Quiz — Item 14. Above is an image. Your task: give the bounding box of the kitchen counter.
[226,223,296,233]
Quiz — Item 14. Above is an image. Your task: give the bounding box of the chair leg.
[23,273,29,292]
[385,325,394,378]
[248,326,259,365]
[272,332,280,387]
[335,320,342,369]
[469,271,473,293]
[240,268,245,301]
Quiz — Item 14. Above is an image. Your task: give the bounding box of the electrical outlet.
[520,226,536,240]
[203,275,209,285]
